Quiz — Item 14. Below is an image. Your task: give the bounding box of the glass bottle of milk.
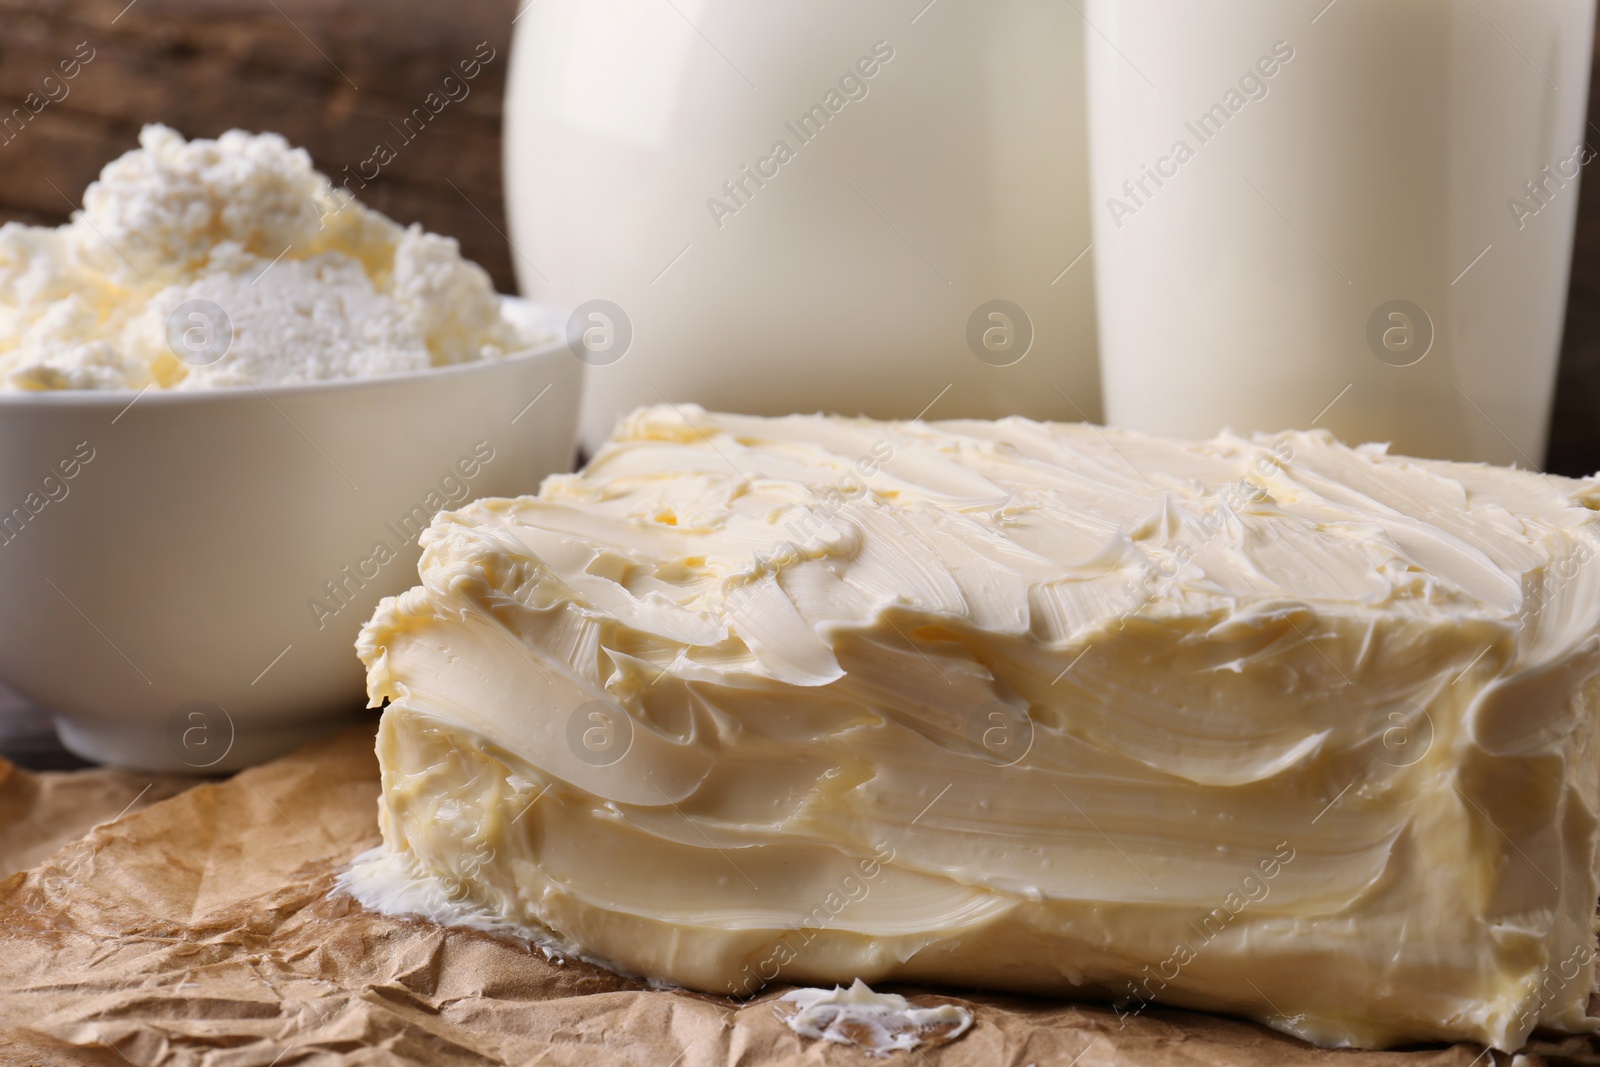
[506,0,1102,453]
[1086,0,1595,466]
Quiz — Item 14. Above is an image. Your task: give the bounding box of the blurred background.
[0,0,516,286]
[7,0,1596,470]
[2,0,1598,762]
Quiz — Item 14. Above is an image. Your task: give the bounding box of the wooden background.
[0,0,519,289]
[1548,46,1600,479]
[1,0,1599,475]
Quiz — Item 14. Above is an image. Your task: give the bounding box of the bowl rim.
[0,296,572,409]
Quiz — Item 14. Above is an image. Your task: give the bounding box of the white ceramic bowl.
[0,298,581,772]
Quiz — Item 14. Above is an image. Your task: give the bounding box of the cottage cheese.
[0,125,522,390]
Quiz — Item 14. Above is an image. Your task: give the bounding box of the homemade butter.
[350,405,1600,1050]
[777,979,972,1054]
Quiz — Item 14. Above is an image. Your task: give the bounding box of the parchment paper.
[0,756,194,879]
[0,723,1591,1066]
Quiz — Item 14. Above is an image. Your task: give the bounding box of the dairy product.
[777,980,972,1054]
[506,0,1102,454]
[349,405,1600,1051]
[1085,0,1595,466]
[0,125,523,390]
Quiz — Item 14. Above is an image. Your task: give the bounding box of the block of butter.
[348,405,1600,1051]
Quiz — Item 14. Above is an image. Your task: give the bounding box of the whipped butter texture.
[778,979,972,1054]
[0,125,522,390]
[352,405,1600,1051]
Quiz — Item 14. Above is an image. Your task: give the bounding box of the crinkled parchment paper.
[0,758,194,879]
[0,724,1590,1066]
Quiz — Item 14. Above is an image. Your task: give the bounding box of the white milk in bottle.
[1086,0,1594,465]
[506,0,1101,451]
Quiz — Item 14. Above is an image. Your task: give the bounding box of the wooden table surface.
[0,686,87,770]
